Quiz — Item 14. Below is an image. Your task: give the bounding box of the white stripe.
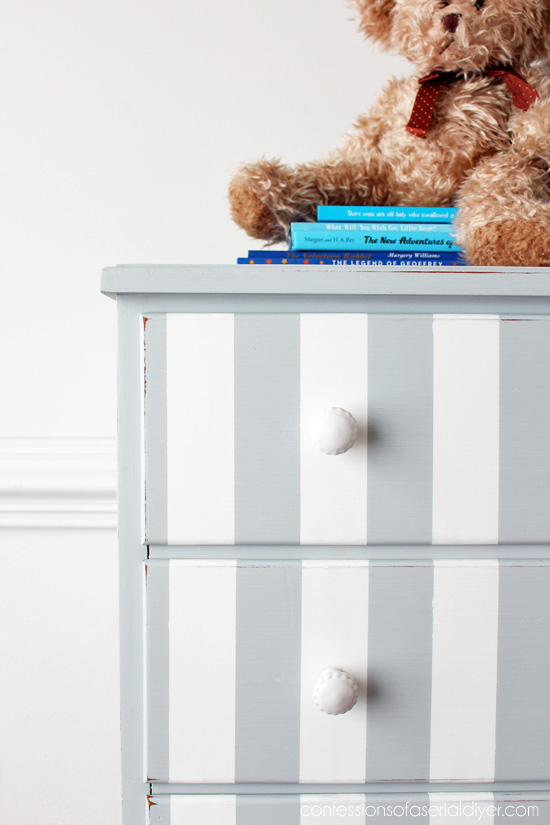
[168,561,236,782]
[169,795,236,825]
[166,313,234,543]
[430,561,499,781]
[432,315,500,544]
[300,561,369,782]
[429,793,495,824]
[300,795,366,823]
[300,314,369,544]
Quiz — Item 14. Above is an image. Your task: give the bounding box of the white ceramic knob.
[311,407,358,455]
[313,667,359,715]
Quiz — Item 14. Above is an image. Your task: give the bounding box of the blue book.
[290,222,461,252]
[317,205,458,223]
[246,249,462,262]
[238,253,466,266]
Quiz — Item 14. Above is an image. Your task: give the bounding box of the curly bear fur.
[228,0,550,265]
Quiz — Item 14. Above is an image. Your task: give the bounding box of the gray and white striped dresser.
[102,266,550,825]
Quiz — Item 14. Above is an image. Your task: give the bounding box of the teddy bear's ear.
[349,0,396,48]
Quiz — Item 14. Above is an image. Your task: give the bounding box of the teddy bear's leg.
[455,151,550,266]
[229,157,375,244]
[461,219,550,266]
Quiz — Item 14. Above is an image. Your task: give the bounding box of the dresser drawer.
[142,313,550,546]
[145,559,550,785]
[148,793,550,824]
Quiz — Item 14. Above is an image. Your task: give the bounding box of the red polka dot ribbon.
[406,66,540,138]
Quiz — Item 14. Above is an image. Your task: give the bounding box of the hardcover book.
[316,205,458,223]
[245,249,462,262]
[238,256,465,266]
[290,222,461,252]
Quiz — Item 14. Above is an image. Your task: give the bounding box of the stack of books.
[237,205,466,266]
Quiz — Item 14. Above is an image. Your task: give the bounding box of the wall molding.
[0,435,117,528]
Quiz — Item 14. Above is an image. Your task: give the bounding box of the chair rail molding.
[0,435,117,528]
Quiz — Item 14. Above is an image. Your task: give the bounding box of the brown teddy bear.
[228,0,550,266]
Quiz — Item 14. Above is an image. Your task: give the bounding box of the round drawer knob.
[313,667,359,715]
[311,407,358,455]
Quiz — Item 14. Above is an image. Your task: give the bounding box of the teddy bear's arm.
[228,154,385,244]
[227,80,407,244]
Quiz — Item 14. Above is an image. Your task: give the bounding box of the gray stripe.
[495,563,550,780]
[366,563,433,781]
[143,314,167,544]
[145,561,170,782]
[234,315,300,544]
[236,795,301,825]
[494,794,550,823]
[148,797,169,825]
[150,543,550,561]
[499,319,550,542]
[152,783,550,794]
[367,316,433,544]
[235,562,302,782]
[117,297,152,823]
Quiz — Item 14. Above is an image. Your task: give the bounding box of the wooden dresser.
[102,266,550,825]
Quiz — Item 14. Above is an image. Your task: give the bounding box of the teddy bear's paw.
[465,219,550,267]
[228,171,288,243]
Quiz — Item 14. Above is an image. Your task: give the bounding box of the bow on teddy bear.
[228,0,550,266]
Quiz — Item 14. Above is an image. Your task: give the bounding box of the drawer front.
[142,313,550,546]
[148,793,550,824]
[145,560,550,784]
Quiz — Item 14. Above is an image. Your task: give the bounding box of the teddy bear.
[228,0,550,266]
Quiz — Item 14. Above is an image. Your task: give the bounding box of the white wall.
[0,1,410,822]
[0,0,410,434]
[0,527,120,825]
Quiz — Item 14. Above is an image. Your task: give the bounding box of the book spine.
[246,249,461,261]
[238,254,466,266]
[290,222,460,252]
[316,205,458,223]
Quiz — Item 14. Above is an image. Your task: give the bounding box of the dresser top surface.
[102,264,550,298]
